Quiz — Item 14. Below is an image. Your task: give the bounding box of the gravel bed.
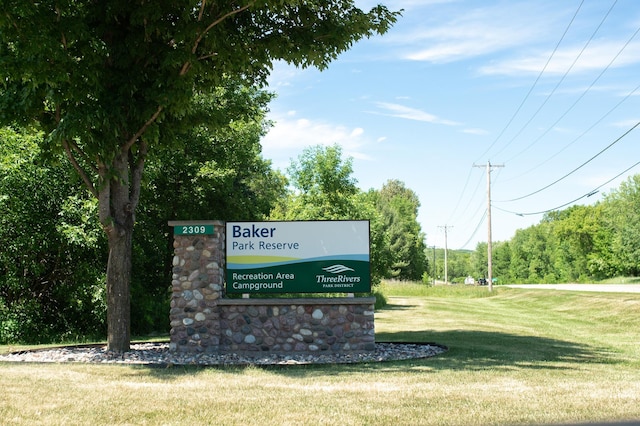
[0,342,446,366]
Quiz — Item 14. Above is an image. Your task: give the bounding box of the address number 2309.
[176,225,213,235]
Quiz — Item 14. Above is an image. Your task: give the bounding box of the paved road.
[505,284,640,293]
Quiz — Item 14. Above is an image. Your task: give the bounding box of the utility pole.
[438,225,453,284]
[473,161,504,292]
[432,245,436,285]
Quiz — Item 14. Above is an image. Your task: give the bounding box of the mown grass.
[1,282,639,425]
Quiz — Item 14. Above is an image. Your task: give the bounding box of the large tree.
[274,144,360,220]
[376,179,426,280]
[0,1,399,352]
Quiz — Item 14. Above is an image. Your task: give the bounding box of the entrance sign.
[226,221,370,294]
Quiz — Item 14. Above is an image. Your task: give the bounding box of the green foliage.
[0,0,400,187]
[472,242,488,278]
[371,285,388,310]
[376,179,427,280]
[462,174,640,283]
[274,144,361,220]
[0,127,107,344]
[443,249,472,281]
[0,82,286,342]
[143,83,285,222]
[271,145,390,284]
[602,175,640,276]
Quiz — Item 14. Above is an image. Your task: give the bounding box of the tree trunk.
[106,224,132,352]
[100,147,143,353]
[63,128,148,354]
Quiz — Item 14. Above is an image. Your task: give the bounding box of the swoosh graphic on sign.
[322,264,355,274]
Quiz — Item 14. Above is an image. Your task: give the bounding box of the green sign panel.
[174,224,215,235]
[226,221,370,294]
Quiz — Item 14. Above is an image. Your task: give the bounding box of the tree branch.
[180,2,254,76]
[55,6,67,49]
[67,139,98,174]
[192,3,253,54]
[197,52,218,61]
[129,139,147,216]
[62,139,98,198]
[97,163,111,228]
[123,105,163,152]
[198,0,206,21]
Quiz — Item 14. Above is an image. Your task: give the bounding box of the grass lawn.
[1,283,639,425]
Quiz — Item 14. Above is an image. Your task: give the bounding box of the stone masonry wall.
[217,299,375,353]
[168,220,376,354]
[169,221,225,353]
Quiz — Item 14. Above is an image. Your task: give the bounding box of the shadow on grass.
[138,327,616,381]
[378,303,416,311]
[376,329,613,371]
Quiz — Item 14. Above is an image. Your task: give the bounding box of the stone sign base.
[169,221,376,354]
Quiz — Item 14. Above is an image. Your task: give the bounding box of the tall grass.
[379,280,500,298]
[1,281,640,425]
[598,276,640,284]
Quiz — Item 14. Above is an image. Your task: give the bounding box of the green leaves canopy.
[0,1,399,157]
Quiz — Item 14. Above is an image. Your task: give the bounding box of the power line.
[445,167,474,225]
[458,209,487,250]
[447,170,484,225]
[439,2,636,254]
[497,120,640,202]
[495,159,640,216]
[475,0,585,162]
[501,80,640,182]
[447,2,608,247]
[456,167,506,250]
[505,13,640,164]
[494,0,618,160]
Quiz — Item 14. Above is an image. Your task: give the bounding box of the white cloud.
[394,3,554,63]
[462,128,489,135]
[611,118,640,128]
[374,102,461,125]
[261,112,374,166]
[266,60,306,89]
[406,36,520,63]
[480,41,640,76]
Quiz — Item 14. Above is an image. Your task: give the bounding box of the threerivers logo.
[317,264,360,288]
[322,264,354,274]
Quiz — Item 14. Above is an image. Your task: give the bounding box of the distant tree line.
[441,175,640,284]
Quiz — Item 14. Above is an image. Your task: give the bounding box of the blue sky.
[261,0,640,250]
